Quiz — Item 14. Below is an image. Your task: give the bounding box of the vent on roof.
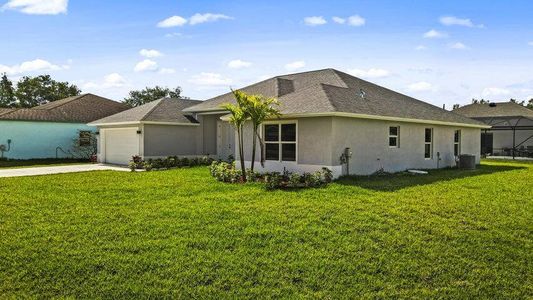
[489,102,497,107]
[359,89,366,100]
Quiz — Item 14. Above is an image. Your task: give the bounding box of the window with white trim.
[424,128,433,159]
[264,123,297,162]
[389,126,400,148]
[454,130,461,156]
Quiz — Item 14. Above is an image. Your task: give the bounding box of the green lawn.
[0,158,90,169]
[0,160,531,298]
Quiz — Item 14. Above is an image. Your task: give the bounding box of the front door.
[217,121,235,161]
[481,132,493,155]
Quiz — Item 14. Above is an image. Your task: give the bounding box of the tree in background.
[123,86,186,107]
[15,75,81,108]
[527,99,533,109]
[0,73,16,108]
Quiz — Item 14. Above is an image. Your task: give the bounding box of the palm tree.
[221,90,250,181]
[246,94,280,171]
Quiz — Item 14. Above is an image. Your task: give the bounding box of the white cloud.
[0,58,65,75]
[450,42,469,50]
[159,68,176,74]
[139,49,162,58]
[528,41,533,46]
[134,59,158,72]
[439,16,483,28]
[347,15,365,26]
[415,45,427,51]
[2,0,67,15]
[482,87,511,97]
[349,68,391,79]
[423,29,448,38]
[103,73,126,88]
[408,81,433,92]
[304,16,327,26]
[189,72,232,86]
[285,60,306,71]
[157,16,187,28]
[332,16,345,24]
[165,32,183,38]
[189,13,232,25]
[227,59,252,69]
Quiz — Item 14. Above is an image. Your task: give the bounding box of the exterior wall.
[331,117,481,175]
[0,120,94,160]
[237,117,341,177]
[143,124,202,157]
[236,116,481,178]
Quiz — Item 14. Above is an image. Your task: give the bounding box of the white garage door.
[104,128,140,165]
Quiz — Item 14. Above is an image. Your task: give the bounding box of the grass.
[0,158,90,169]
[0,160,531,298]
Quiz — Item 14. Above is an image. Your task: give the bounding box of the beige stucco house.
[92,68,489,177]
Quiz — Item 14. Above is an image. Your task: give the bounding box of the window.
[79,131,92,147]
[264,123,297,161]
[454,130,461,156]
[389,126,400,148]
[424,128,433,159]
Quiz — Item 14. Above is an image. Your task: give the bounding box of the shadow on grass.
[335,164,525,192]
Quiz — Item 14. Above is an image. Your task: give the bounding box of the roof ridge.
[140,98,164,121]
[32,94,86,110]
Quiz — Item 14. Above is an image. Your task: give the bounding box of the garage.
[103,128,140,165]
[89,98,204,165]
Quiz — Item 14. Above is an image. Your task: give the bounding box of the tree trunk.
[256,131,265,167]
[250,124,257,172]
[237,125,247,182]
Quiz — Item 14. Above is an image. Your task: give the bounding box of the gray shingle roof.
[185,68,484,126]
[0,94,128,123]
[453,102,533,119]
[90,98,202,125]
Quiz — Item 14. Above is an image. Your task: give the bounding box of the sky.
[0,0,532,108]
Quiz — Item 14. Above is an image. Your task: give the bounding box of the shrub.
[288,173,301,187]
[264,172,283,190]
[143,162,153,171]
[128,161,137,172]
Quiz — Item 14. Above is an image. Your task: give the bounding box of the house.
[0,94,128,160]
[89,98,205,165]
[93,69,489,177]
[453,101,533,157]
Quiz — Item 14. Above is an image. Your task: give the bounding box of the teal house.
[0,94,128,160]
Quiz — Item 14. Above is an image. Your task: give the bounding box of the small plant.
[288,173,301,187]
[128,161,137,172]
[264,172,283,190]
[143,162,153,171]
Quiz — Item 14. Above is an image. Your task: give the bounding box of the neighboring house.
[89,98,205,165]
[0,94,128,159]
[454,101,533,157]
[94,68,488,177]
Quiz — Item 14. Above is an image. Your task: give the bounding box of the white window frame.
[424,128,433,159]
[263,120,298,162]
[389,126,400,148]
[454,130,461,157]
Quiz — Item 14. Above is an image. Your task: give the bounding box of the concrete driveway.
[0,164,130,178]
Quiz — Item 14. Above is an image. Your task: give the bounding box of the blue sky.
[1,0,532,108]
